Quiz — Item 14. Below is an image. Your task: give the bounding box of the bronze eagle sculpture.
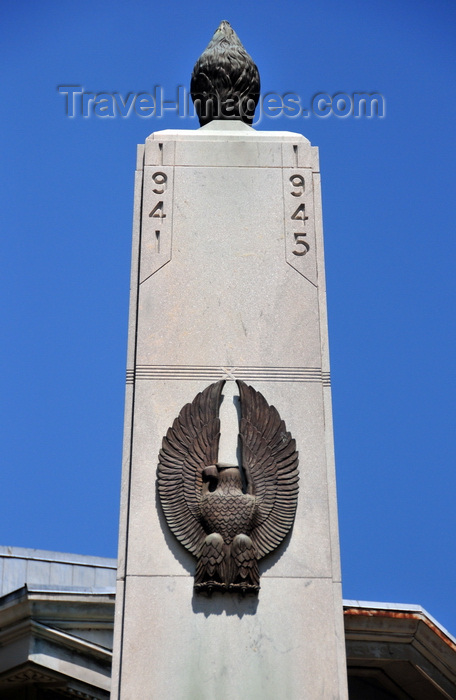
[190,20,261,126]
[157,380,299,595]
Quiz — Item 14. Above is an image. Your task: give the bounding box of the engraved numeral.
[152,171,167,194]
[291,203,308,223]
[149,201,166,218]
[290,174,305,197]
[293,233,309,256]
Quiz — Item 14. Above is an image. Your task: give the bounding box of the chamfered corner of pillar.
[135,144,145,171]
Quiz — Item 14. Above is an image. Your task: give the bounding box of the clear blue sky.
[2,1,455,633]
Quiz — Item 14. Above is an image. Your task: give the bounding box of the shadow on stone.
[155,485,194,574]
[191,590,259,617]
[259,527,294,575]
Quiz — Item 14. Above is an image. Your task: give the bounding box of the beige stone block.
[136,164,321,369]
[118,575,346,700]
[123,379,334,580]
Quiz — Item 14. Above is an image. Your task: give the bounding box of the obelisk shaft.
[112,121,348,699]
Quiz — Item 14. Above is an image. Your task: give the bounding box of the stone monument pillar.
[112,22,348,700]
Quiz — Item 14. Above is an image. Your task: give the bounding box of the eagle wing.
[237,380,299,559]
[157,380,225,555]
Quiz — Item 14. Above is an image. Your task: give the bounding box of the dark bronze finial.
[190,20,261,127]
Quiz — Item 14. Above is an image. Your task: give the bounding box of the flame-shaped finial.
[190,21,261,127]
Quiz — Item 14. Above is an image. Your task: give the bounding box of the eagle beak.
[202,465,219,480]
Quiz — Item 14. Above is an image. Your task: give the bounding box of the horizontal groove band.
[127,365,330,385]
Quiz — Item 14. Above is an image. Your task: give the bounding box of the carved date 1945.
[290,174,309,256]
